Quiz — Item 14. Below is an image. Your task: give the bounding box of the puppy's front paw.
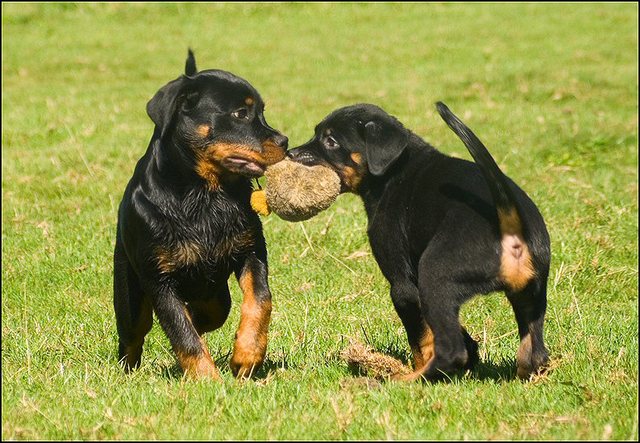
[230,340,266,379]
[177,351,223,381]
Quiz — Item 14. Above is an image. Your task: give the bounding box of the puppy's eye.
[231,108,249,120]
[325,136,340,149]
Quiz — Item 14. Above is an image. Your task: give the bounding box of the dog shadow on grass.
[156,347,519,383]
[158,354,290,382]
[468,359,519,382]
[344,361,519,384]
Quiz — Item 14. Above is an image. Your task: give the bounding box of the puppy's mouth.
[288,152,324,167]
[195,142,287,184]
[223,157,266,177]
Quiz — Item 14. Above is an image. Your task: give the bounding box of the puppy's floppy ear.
[146,77,185,137]
[185,48,197,77]
[362,118,409,176]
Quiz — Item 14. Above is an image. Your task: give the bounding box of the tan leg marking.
[175,341,221,380]
[410,324,435,370]
[230,272,271,378]
[175,308,221,380]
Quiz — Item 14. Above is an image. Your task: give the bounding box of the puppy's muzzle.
[270,134,288,150]
[287,148,319,166]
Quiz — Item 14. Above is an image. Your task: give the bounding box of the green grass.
[2,2,638,440]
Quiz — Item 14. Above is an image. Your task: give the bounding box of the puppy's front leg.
[231,251,272,379]
[148,281,221,380]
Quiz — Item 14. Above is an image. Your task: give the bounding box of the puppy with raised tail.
[288,102,550,381]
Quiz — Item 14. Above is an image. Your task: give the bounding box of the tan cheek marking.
[194,159,221,191]
[497,208,535,292]
[193,143,241,190]
[341,165,364,193]
[350,152,363,165]
[339,152,366,192]
[194,142,286,189]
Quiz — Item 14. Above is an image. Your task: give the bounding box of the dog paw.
[178,352,223,381]
[230,346,265,379]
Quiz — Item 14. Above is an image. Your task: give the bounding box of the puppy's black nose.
[273,134,288,150]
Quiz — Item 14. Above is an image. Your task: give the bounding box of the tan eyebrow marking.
[195,124,211,138]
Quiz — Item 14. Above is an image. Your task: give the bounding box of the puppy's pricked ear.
[185,49,197,77]
[146,78,184,137]
[363,119,409,176]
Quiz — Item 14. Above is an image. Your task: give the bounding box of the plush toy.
[250,158,341,222]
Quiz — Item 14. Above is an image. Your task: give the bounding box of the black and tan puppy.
[288,102,550,381]
[114,50,288,380]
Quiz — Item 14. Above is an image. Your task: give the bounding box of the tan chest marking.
[155,242,203,274]
[154,231,255,274]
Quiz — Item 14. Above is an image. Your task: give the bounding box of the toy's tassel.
[250,189,271,216]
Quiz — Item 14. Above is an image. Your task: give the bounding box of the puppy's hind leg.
[506,276,549,379]
[419,281,473,381]
[393,279,477,382]
[388,274,479,382]
[114,239,153,372]
[409,244,482,382]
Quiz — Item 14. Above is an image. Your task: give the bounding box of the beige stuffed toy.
[250,158,341,222]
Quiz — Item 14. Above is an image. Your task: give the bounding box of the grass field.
[2,2,638,440]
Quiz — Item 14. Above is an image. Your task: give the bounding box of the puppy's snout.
[286,147,316,165]
[272,134,288,150]
[287,148,300,159]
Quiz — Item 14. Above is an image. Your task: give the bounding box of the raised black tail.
[436,101,517,214]
[436,102,536,293]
